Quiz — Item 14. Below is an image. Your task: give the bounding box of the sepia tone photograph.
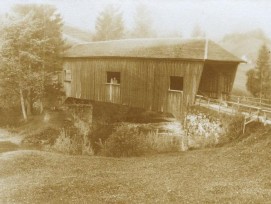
[0,0,270,203]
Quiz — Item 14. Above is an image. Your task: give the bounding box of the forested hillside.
[220,29,271,95]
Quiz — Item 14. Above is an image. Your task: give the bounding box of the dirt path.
[0,129,23,144]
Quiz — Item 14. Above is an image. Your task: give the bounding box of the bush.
[49,106,94,155]
[102,123,148,157]
[100,123,183,157]
[51,128,78,154]
[219,114,244,144]
[90,124,114,154]
[50,126,93,155]
[145,131,182,152]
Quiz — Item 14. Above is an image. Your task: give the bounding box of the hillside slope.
[220,29,271,94]
[0,123,270,203]
[62,25,92,45]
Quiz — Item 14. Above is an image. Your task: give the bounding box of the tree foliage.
[246,44,271,98]
[132,4,155,38]
[0,4,65,119]
[191,24,205,38]
[93,5,125,41]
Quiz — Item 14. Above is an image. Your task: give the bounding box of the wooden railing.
[195,95,271,133]
[230,95,271,109]
[230,95,271,103]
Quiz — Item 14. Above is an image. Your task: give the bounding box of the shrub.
[145,131,182,152]
[90,124,114,154]
[49,106,94,155]
[50,127,94,155]
[102,123,148,157]
[51,128,78,154]
[219,114,244,144]
[101,123,183,157]
[50,128,88,155]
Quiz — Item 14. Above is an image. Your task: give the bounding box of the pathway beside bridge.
[195,95,271,133]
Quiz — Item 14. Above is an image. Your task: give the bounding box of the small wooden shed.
[63,38,243,117]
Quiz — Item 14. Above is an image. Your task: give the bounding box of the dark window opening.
[170,76,183,91]
[107,72,120,84]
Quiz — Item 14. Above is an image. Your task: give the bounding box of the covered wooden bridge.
[62,38,243,117]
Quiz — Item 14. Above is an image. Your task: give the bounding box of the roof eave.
[62,55,205,62]
[205,59,246,64]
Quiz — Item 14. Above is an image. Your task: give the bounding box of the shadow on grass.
[0,141,19,153]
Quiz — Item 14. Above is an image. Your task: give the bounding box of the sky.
[0,0,271,40]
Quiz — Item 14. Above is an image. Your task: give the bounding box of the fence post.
[218,99,221,113]
[263,111,267,126]
[243,120,246,134]
[257,108,260,122]
[198,96,201,106]
[243,113,250,134]
[232,103,235,114]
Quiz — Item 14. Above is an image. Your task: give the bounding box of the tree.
[0,4,65,120]
[132,4,155,38]
[191,24,205,38]
[93,5,125,41]
[246,44,271,99]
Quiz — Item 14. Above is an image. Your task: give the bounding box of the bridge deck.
[195,95,271,133]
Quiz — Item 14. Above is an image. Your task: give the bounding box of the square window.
[107,72,120,84]
[64,69,72,81]
[170,76,183,91]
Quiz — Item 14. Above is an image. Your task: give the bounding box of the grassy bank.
[0,123,270,203]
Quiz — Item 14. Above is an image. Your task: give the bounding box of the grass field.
[0,123,270,203]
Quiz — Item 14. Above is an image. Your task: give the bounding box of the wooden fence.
[230,95,271,110]
[195,95,271,133]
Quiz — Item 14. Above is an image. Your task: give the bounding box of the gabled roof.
[63,38,243,63]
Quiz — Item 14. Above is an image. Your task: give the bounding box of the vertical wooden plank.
[66,58,209,118]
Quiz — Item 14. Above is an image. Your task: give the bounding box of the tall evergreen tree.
[246,44,271,99]
[93,5,124,41]
[132,4,155,38]
[191,24,205,38]
[0,4,65,120]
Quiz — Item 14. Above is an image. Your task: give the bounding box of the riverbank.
[0,124,270,203]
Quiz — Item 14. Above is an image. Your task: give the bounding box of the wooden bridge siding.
[184,62,203,107]
[106,84,121,103]
[199,67,218,98]
[227,64,238,98]
[152,61,204,114]
[64,58,204,116]
[198,62,238,99]
[167,91,183,118]
[63,63,72,97]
